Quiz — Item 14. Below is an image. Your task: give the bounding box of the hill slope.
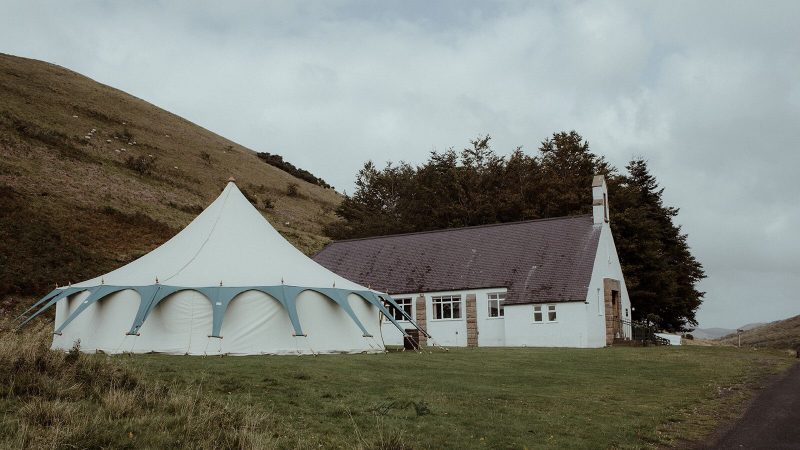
[0,53,341,301]
[718,315,800,350]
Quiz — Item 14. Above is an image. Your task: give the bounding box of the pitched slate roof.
[313,215,601,305]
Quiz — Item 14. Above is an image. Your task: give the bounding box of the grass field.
[121,345,794,449]
[2,319,795,449]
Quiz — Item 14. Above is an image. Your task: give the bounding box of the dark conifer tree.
[609,159,704,329]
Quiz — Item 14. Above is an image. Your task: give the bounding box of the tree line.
[325,131,705,331]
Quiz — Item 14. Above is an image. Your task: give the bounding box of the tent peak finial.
[227,176,236,183]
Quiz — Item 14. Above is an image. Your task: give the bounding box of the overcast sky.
[2,1,798,329]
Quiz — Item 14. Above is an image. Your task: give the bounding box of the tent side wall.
[52,289,384,355]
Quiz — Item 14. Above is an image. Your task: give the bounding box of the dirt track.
[707,362,800,449]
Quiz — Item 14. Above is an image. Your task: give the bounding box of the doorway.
[603,278,622,345]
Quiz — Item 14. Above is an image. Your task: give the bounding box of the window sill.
[431,318,464,322]
[485,316,505,320]
[532,321,559,324]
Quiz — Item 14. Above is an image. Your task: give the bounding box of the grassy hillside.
[0,53,341,301]
[719,314,800,350]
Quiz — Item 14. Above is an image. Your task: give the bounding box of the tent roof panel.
[73,182,366,290]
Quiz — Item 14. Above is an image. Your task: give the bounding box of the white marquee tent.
[20,180,425,355]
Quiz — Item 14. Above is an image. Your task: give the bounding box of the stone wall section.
[415,294,427,347]
[466,293,478,347]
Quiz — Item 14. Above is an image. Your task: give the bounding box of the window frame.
[533,304,558,323]
[533,305,543,323]
[384,297,413,322]
[547,304,557,322]
[431,295,463,321]
[487,292,505,318]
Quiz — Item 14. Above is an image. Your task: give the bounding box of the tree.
[609,159,705,330]
[535,131,613,218]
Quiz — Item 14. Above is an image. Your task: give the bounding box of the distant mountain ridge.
[0,53,341,302]
[692,322,765,340]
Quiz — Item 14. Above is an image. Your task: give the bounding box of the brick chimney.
[592,175,609,225]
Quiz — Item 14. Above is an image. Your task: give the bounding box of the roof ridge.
[326,214,594,244]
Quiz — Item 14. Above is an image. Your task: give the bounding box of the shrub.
[124,155,157,176]
[199,151,212,165]
[287,183,300,197]
[255,152,332,188]
[262,197,275,210]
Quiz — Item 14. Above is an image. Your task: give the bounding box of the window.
[534,304,557,322]
[533,305,543,322]
[384,298,412,321]
[432,295,462,320]
[488,292,505,318]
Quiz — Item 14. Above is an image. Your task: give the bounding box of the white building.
[314,175,631,348]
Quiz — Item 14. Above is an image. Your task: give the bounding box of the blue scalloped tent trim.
[20,285,429,341]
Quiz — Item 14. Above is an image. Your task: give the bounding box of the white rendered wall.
[380,295,413,346]
[503,301,593,348]
[420,289,467,347]
[583,223,633,346]
[475,288,507,346]
[380,288,507,347]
